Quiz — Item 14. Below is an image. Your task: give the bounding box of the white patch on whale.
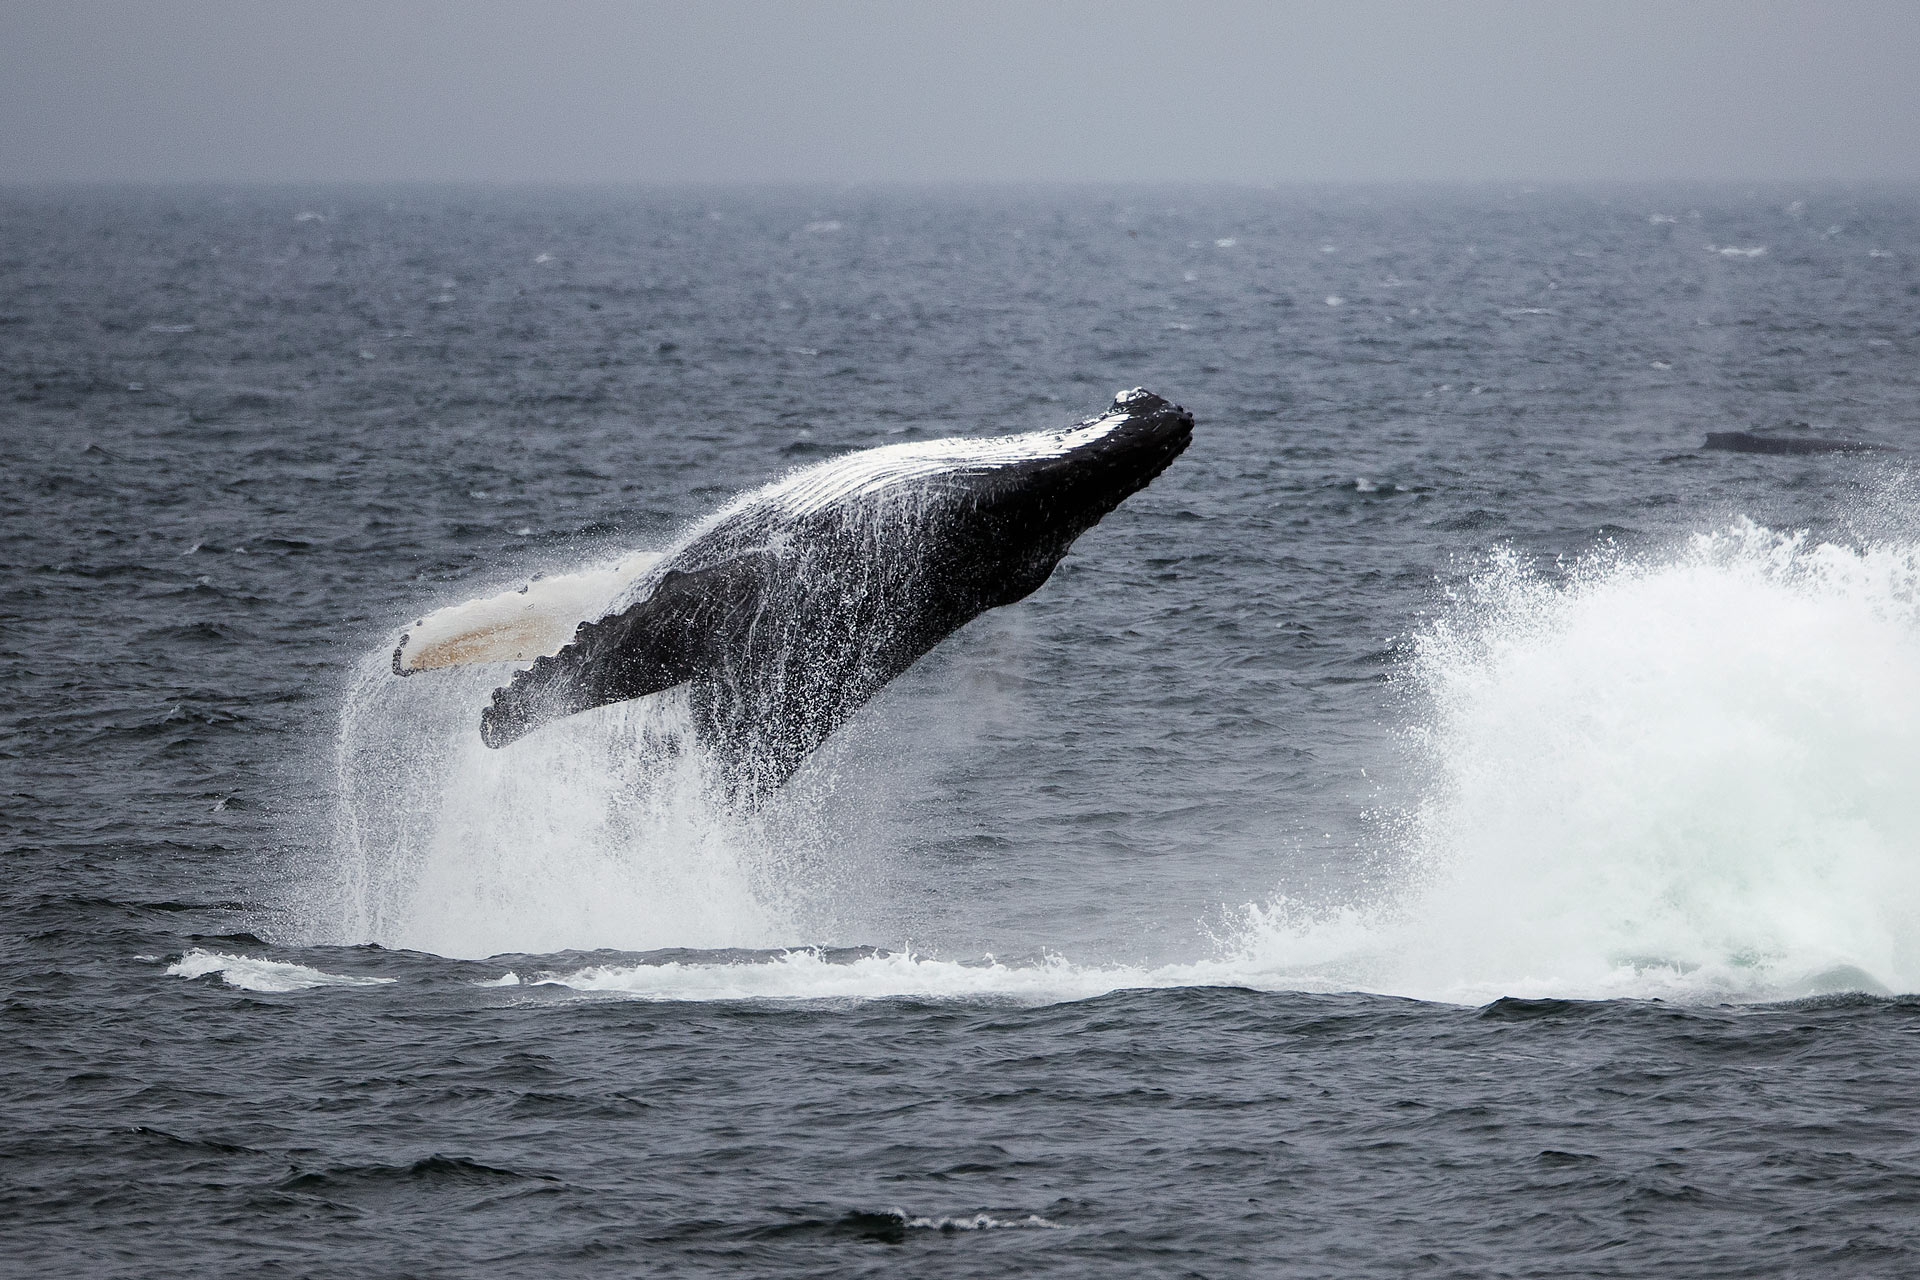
[392,556,661,674]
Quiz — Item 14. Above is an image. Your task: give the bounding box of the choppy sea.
[6,184,1920,1276]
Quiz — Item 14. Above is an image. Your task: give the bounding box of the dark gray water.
[7,185,1920,1276]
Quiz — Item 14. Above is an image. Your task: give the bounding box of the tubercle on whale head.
[1086,388,1193,464]
[1094,387,1193,469]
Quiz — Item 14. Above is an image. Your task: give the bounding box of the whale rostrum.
[402,388,1194,801]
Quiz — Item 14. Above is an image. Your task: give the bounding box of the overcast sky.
[4,0,1918,185]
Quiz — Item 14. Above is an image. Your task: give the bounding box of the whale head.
[975,385,1194,528]
[667,386,1195,608]
[903,387,1195,607]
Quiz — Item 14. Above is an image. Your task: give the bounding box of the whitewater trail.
[305,519,1920,1006]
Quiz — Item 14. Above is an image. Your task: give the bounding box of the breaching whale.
[392,388,1193,801]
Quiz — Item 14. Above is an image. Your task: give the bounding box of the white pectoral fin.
[391,555,662,675]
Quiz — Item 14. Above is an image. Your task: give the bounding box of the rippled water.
[6,185,1920,1275]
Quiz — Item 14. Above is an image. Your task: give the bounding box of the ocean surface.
[6,184,1920,1276]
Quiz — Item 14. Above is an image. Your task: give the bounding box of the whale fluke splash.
[407,388,1193,801]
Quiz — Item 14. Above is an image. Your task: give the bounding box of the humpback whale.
[395,388,1193,800]
[1702,430,1892,456]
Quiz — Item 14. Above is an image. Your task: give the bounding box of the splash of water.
[307,519,1920,1004]
[1233,519,1920,1002]
[315,644,812,960]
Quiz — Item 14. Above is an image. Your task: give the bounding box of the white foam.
[166,949,395,993]
[538,949,1164,1002]
[901,1212,1061,1231]
[1228,520,1920,1004]
[529,937,1448,1005]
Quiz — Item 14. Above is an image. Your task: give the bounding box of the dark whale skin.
[479,389,1194,800]
[1703,431,1891,456]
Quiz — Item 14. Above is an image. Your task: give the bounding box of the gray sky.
[4,0,1918,184]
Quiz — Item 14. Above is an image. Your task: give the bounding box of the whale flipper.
[479,556,770,749]
[392,556,660,675]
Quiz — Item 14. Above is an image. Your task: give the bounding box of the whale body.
[1702,430,1891,456]
[447,388,1192,800]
